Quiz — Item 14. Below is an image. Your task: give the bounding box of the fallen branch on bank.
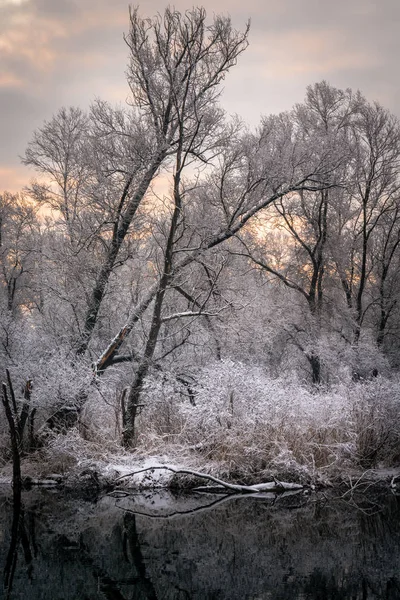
[114,465,303,493]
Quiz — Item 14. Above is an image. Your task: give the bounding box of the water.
[1,486,400,599]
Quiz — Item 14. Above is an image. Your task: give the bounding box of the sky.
[1,0,400,192]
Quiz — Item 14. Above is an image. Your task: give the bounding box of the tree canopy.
[2,7,400,457]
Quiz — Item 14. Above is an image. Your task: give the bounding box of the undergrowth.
[1,361,399,485]
[131,361,400,482]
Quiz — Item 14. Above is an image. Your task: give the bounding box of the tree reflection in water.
[1,489,400,599]
[3,487,36,598]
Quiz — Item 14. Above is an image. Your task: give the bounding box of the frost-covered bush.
[79,368,134,446]
[0,311,94,450]
[350,378,400,467]
[135,360,400,480]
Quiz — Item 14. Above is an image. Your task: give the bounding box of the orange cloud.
[0,71,23,87]
[0,0,30,5]
[0,165,31,192]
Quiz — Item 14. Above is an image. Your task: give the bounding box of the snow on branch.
[160,309,225,323]
[115,465,303,493]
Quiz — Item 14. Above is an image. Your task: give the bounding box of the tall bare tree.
[334,101,400,342]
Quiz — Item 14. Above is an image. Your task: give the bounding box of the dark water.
[1,486,400,599]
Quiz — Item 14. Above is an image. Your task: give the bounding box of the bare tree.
[88,106,338,444]
[24,8,250,357]
[226,82,356,383]
[336,101,400,342]
[23,107,90,245]
[370,200,400,347]
[0,193,39,314]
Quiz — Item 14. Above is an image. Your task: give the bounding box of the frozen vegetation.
[1,6,400,490]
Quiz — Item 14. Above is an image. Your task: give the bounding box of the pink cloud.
[0,165,31,192]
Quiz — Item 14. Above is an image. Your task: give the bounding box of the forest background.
[1,5,400,483]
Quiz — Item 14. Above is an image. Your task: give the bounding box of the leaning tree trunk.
[122,248,175,447]
[122,139,184,447]
[76,153,166,356]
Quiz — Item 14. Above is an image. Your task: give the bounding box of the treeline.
[1,7,400,461]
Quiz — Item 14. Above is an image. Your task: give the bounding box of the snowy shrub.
[135,360,400,481]
[350,378,400,467]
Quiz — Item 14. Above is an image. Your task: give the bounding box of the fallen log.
[115,465,303,493]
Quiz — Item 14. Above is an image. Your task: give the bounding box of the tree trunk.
[309,353,321,385]
[122,365,147,448]
[1,382,22,496]
[122,135,185,447]
[76,153,166,356]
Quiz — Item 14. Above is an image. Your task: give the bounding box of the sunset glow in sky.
[1,0,399,191]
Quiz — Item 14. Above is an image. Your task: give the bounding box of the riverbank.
[0,436,399,496]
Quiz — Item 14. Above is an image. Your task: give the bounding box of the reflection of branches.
[340,471,384,505]
[3,493,34,599]
[113,489,303,520]
[337,474,385,516]
[340,495,383,516]
[115,493,232,519]
[3,496,21,597]
[315,473,389,516]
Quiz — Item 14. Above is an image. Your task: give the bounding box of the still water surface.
[1,487,400,599]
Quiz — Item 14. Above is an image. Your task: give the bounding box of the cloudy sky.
[1,0,399,191]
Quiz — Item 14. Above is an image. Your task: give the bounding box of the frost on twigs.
[134,361,400,484]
